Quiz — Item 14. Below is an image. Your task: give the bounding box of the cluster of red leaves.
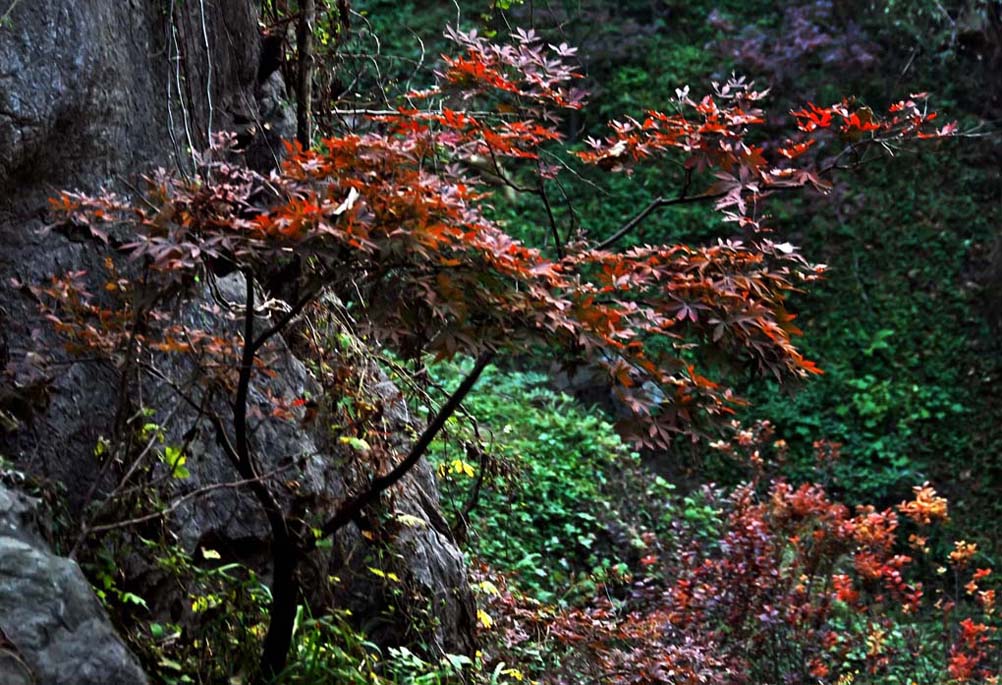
[25,250,265,400]
[28,265,134,358]
[35,42,831,449]
[36,30,956,455]
[380,27,584,166]
[579,79,954,217]
[512,427,998,684]
[26,259,241,363]
[950,616,996,681]
[416,26,587,116]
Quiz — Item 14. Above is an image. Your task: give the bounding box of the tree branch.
[233,272,257,476]
[84,464,297,535]
[251,285,321,354]
[296,0,316,148]
[538,176,565,259]
[595,190,724,251]
[317,350,494,541]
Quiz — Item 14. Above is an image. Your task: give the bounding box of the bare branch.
[318,351,494,541]
[596,191,725,251]
[84,464,296,536]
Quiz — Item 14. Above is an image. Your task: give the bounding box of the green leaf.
[339,436,371,453]
[120,592,148,609]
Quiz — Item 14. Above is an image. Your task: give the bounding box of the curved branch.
[596,191,725,251]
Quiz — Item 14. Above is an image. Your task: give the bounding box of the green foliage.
[826,609,945,685]
[277,607,477,684]
[423,362,646,602]
[80,539,271,684]
[737,146,1001,507]
[98,535,503,685]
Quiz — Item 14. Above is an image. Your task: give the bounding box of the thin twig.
[172,23,197,168]
[0,0,23,26]
[402,29,427,95]
[252,285,321,353]
[84,463,296,535]
[537,176,564,258]
[164,0,187,178]
[198,0,214,140]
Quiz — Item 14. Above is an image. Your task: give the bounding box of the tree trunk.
[259,534,300,680]
[296,0,316,148]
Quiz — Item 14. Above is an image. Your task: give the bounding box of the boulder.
[0,483,148,685]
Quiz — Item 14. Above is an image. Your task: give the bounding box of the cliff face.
[0,2,474,680]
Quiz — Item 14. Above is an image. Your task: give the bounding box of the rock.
[145,274,476,654]
[0,0,270,491]
[0,484,149,685]
[0,0,475,665]
[0,483,43,546]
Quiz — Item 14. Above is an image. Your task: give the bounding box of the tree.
[32,25,954,680]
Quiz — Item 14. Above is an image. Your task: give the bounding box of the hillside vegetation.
[2,0,1000,683]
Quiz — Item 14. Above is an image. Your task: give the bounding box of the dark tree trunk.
[296,0,316,148]
[259,535,301,680]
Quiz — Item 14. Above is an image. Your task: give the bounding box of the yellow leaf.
[339,436,371,453]
[476,580,500,596]
[368,567,386,578]
[394,513,428,528]
[477,609,493,629]
[450,458,476,478]
[200,548,221,560]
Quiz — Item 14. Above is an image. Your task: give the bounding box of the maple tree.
[31,25,957,680]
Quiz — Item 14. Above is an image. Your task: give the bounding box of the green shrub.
[422,361,653,602]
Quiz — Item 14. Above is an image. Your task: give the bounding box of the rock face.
[141,273,475,654]
[0,0,272,495]
[0,0,475,672]
[0,484,149,685]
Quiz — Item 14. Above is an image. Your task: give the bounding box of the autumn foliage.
[479,427,999,685]
[29,24,973,682]
[39,28,954,450]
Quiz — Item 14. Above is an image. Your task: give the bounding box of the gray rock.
[0,484,148,685]
[0,0,475,666]
[146,274,476,654]
[0,484,43,546]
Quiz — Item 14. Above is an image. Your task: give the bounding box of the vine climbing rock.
[0,484,149,685]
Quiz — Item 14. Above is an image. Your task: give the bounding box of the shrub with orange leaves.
[528,420,999,685]
[951,541,980,569]
[898,482,950,525]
